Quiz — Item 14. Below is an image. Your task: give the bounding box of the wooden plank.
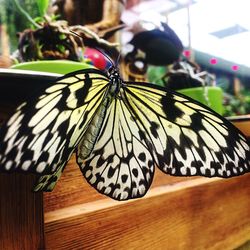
[0,173,45,249]
[233,120,250,138]
[45,173,250,250]
[43,118,249,213]
[44,158,197,212]
[226,116,250,138]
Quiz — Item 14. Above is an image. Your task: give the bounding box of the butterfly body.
[77,66,125,159]
[78,85,114,159]
[0,66,249,200]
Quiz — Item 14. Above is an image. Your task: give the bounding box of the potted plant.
[162,59,224,115]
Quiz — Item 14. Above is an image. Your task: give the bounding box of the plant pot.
[178,86,223,115]
[0,60,93,117]
[11,60,92,74]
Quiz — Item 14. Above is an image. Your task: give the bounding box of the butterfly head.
[108,66,123,83]
[107,66,123,96]
[108,66,120,77]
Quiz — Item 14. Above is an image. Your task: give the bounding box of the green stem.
[13,0,42,29]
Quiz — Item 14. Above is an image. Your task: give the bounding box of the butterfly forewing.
[0,69,109,191]
[124,82,250,178]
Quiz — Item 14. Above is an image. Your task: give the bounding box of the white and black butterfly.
[0,65,249,200]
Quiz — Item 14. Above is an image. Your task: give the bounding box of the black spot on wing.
[79,111,90,129]
[138,152,146,162]
[122,174,128,183]
[138,130,154,152]
[132,168,139,177]
[172,157,184,175]
[167,136,187,160]
[7,148,18,163]
[190,113,204,130]
[139,130,146,140]
[0,140,7,152]
[215,151,225,163]
[161,93,184,121]
[22,149,34,161]
[39,151,49,162]
[75,74,92,106]
[195,136,207,161]
[210,162,220,172]
[191,160,203,169]
[150,121,159,138]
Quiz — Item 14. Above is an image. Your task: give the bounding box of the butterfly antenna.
[115,51,122,68]
[95,47,114,67]
[69,30,115,68]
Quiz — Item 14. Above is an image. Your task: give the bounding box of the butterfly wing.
[77,93,155,200]
[0,68,110,191]
[123,81,250,178]
[78,80,250,201]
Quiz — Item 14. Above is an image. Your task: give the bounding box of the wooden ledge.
[44,173,250,249]
[45,177,218,223]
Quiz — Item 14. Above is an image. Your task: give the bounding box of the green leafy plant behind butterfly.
[36,0,49,17]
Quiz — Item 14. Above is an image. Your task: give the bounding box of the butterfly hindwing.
[123,82,250,178]
[77,93,155,200]
[0,69,110,191]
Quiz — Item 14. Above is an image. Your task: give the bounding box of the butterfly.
[0,64,249,201]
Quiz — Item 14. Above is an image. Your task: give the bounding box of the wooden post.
[0,174,45,249]
[0,72,48,249]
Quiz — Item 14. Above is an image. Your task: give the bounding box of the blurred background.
[1,0,250,117]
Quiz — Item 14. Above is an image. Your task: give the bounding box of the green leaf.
[13,0,41,29]
[59,33,66,40]
[37,0,49,16]
[57,44,66,53]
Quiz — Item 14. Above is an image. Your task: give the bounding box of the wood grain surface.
[44,157,197,213]
[44,173,250,250]
[43,119,250,250]
[232,120,250,137]
[0,173,44,250]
